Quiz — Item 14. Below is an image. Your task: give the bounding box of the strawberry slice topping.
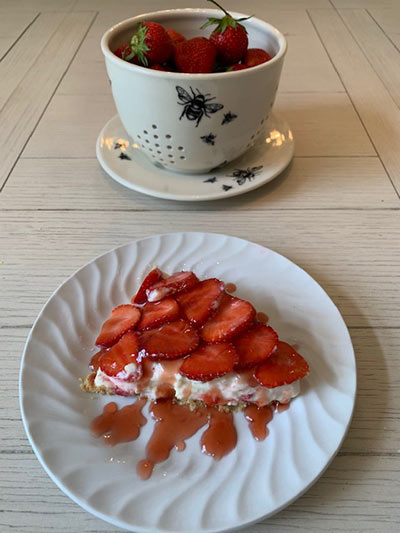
[234,324,279,370]
[137,298,180,330]
[99,331,142,379]
[96,304,141,347]
[177,278,225,326]
[254,341,309,388]
[180,343,238,382]
[132,267,164,305]
[139,319,199,360]
[89,348,108,372]
[146,271,199,302]
[201,293,255,343]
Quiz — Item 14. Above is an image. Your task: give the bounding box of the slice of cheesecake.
[81,269,309,409]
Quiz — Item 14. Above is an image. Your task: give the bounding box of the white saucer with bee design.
[96,112,294,201]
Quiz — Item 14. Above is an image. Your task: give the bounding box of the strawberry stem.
[207,0,231,17]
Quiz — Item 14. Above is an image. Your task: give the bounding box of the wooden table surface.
[1,0,400,531]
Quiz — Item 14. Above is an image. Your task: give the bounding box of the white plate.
[96,113,294,201]
[19,233,356,533]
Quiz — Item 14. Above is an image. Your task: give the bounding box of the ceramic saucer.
[96,113,294,201]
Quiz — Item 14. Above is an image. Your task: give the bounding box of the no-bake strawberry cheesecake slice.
[82,269,309,409]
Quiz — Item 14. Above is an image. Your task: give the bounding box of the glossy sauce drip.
[137,399,209,480]
[201,409,237,460]
[244,404,274,441]
[225,283,237,293]
[89,348,108,371]
[90,398,147,446]
[276,402,290,414]
[256,312,268,324]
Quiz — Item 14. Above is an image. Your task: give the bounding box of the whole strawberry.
[244,48,272,67]
[202,0,250,65]
[113,43,138,63]
[174,37,217,73]
[125,21,173,66]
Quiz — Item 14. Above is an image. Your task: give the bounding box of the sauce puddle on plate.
[91,397,288,479]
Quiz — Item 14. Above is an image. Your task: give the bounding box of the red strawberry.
[137,298,180,330]
[203,0,249,65]
[99,331,142,378]
[174,37,217,73]
[139,319,199,360]
[228,63,248,71]
[151,64,168,71]
[177,278,225,326]
[96,304,141,347]
[146,271,199,302]
[201,293,255,343]
[132,267,164,305]
[180,343,238,382]
[113,43,138,63]
[254,341,309,388]
[234,324,278,370]
[244,48,272,68]
[166,28,186,46]
[127,21,173,67]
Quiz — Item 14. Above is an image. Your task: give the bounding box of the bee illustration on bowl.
[201,133,216,146]
[228,166,263,185]
[176,86,224,127]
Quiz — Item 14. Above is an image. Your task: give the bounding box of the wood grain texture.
[0,12,96,189]
[2,156,399,211]
[368,7,400,36]
[0,210,399,329]
[0,10,38,59]
[0,12,66,110]
[309,8,400,194]
[338,9,400,108]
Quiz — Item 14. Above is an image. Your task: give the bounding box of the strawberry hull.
[101,8,287,173]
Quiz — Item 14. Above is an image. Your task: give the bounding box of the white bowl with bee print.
[101,8,287,174]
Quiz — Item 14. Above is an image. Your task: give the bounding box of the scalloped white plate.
[19,233,356,533]
[96,113,294,201]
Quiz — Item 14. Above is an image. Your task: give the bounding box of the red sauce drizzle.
[244,405,274,441]
[225,283,237,293]
[256,312,268,324]
[89,348,108,371]
[276,402,290,414]
[201,409,237,460]
[90,398,147,446]
[137,399,209,480]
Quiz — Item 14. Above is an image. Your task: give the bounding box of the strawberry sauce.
[244,404,274,441]
[256,312,268,324]
[90,399,147,446]
[225,283,237,293]
[137,399,209,480]
[201,409,237,460]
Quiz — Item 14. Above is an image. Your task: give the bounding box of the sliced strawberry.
[146,271,199,302]
[99,331,142,379]
[139,319,199,360]
[180,343,238,382]
[137,298,180,330]
[177,278,225,326]
[96,304,141,347]
[254,341,309,388]
[201,293,255,343]
[132,267,164,305]
[234,324,278,370]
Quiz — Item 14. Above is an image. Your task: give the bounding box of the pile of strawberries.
[91,268,309,390]
[113,0,272,74]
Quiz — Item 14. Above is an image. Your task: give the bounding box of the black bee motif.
[118,152,131,160]
[228,166,263,185]
[114,141,124,150]
[204,176,217,183]
[222,185,233,191]
[201,133,216,146]
[221,111,237,125]
[176,86,224,127]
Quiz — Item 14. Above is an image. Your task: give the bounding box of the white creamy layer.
[94,361,300,406]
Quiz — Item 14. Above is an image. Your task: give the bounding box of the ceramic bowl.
[101,9,287,174]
